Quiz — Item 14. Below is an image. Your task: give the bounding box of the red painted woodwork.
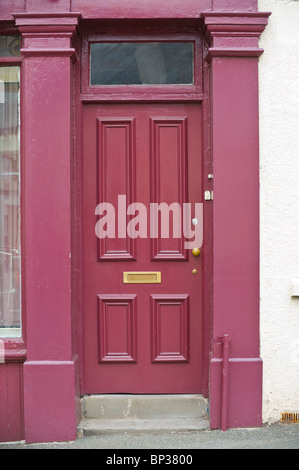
[150,117,188,260]
[204,11,269,428]
[12,13,81,443]
[97,117,136,261]
[98,295,137,363]
[151,295,190,363]
[0,0,260,22]
[82,103,203,394]
[0,0,271,443]
[0,363,24,442]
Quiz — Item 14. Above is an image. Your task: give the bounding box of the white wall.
[258,0,299,423]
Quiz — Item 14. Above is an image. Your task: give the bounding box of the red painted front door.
[82,103,203,393]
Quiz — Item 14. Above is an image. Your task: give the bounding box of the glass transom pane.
[90,42,194,86]
[0,66,21,338]
[0,36,21,57]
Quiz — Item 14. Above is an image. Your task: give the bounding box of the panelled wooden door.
[82,103,203,393]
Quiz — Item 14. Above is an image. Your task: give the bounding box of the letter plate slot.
[123,272,161,284]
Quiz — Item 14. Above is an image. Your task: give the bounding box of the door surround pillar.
[14,12,81,443]
[202,11,270,429]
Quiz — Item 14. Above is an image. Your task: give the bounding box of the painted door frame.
[0,0,270,443]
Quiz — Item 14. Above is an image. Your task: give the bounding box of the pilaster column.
[14,13,80,443]
[203,11,270,429]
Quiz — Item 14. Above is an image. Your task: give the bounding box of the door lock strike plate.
[204,190,213,201]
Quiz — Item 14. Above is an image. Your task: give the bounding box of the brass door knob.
[192,247,201,257]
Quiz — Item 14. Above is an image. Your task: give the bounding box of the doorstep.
[78,394,209,436]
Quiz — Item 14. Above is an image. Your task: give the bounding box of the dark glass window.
[0,36,21,57]
[90,42,194,86]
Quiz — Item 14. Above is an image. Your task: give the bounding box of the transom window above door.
[90,42,194,86]
[82,31,202,99]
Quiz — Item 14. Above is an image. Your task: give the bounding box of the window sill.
[0,328,21,338]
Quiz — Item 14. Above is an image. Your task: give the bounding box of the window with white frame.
[0,36,21,338]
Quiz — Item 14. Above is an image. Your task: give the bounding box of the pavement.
[0,423,298,450]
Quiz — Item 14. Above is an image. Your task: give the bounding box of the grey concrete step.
[78,395,209,435]
[78,418,210,436]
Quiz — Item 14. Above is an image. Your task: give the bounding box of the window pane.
[90,42,194,85]
[0,36,21,57]
[0,67,21,338]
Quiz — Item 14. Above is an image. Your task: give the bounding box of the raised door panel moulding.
[97,294,137,363]
[96,117,136,261]
[150,117,188,261]
[150,294,190,363]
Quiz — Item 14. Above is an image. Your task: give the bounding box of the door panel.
[97,117,136,260]
[82,103,203,393]
[150,116,188,260]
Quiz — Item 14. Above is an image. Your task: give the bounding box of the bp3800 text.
[150,455,192,465]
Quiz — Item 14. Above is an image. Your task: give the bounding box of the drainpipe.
[221,334,230,432]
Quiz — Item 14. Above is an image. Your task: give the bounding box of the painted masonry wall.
[258,0,299,423]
